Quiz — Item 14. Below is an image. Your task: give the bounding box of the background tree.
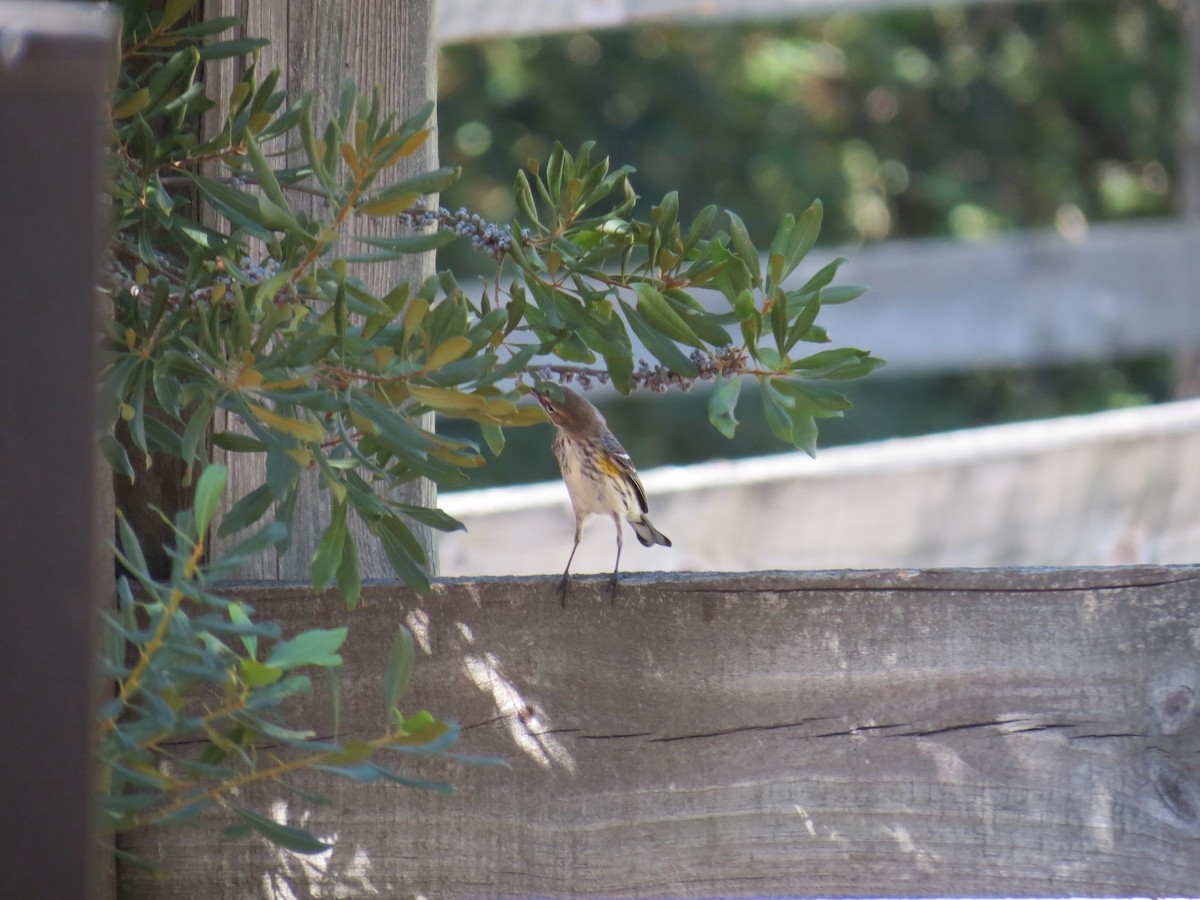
[436,0,1182,485]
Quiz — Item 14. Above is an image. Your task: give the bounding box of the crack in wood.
[889,720,1069,738]
[648,718,837,743]
[660,571,1200,596]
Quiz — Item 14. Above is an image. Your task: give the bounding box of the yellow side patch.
[597,454,622,478]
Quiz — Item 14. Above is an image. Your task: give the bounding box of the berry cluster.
[536,346,746,394]
[397,199,531,260]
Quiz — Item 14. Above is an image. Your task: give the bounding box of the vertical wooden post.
[204,0,440,579]
[0,4,117,899]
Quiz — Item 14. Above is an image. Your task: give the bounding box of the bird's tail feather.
[629,515,671,548]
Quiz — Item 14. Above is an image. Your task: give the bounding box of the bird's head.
[532,386,604,433]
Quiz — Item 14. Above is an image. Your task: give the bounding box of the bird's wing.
[601,433,649,513]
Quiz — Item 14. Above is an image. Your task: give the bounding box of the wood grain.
[119,567,1200,898]
[202,0,439,579]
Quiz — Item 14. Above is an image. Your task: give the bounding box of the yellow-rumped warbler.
[533,386,671,602]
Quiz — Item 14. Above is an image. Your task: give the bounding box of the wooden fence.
[7,1,1196,897]
[118,568,1200,898]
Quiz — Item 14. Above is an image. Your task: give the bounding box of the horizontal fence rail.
[119,567,1200,898]
[441,399,1200,576]
[436,0,1097,45]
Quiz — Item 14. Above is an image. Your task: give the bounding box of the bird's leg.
[608,514,623,603]
[559,518,583,607]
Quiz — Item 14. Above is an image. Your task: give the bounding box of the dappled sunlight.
[404,607,432,654]
[884,823,940,872]
[793,804,818,837]
[460,648,577,774]
[259,799,381,898]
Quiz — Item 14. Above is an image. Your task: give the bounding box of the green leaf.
[187,172,297,237]
[198,37,269,61]
[217,483,274,538]
[601,342,634,395]
[766,212,795,289]
[726,210,760,286]
[240,657,283,688]
[790,410,819,457]
[228,802,331,854]
[653,191,679,235]
[790,347,882,379]
[310,500,348,590]
[383,625,415,723]
[266,627,347,670]
[761,378,796,445]
[424,335,472,372]
[708,374,743,439]
[335,528,362,609]
[101,434,135,480]
[368,167,460,205]
[785,294,821,353]
[209,521,289,577]
[769,288,788,354]
[634,283,705,349]
[681,204,718,257]
[193,464,227,538]
[772,380,853,415]
[819,284,869,305]
[514,169,541,228]
[228,602,258,659]
[392,503,467,534]
[243,131,290,215]
[369,516,431,593]
[762,378,821,456]
[619,299,698,377]
[480,423,506,455]
[211,430,268,453]
[346,230,456,260]
[180,398,214,470]
[794,256,846,296]
[784,200,823,282]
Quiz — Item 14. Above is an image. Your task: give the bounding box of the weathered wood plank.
[809,219,1200,374]
[119,567,1200,898]
[203,0,440,579]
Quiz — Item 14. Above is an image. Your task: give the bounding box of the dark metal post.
[0,4,117,899]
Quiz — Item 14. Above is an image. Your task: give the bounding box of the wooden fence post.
[203,0,440,579]
[0,4,117,898]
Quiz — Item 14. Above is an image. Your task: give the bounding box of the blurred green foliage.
[436,0,1183,481]
[439,0,1181,256]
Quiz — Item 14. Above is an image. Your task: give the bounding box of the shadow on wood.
[118,567,1200,898]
